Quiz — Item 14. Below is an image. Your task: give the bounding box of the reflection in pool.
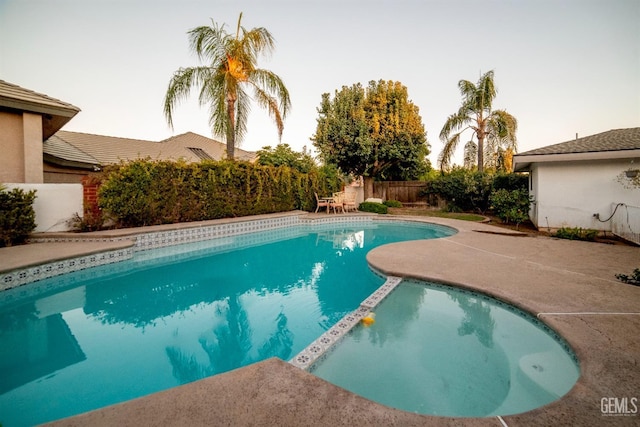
[310,280,580,417]
[0,222,454,426]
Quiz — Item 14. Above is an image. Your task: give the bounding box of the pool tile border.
[0,214,379,293]
[289,275,403,370]
[290,276,580,372]
[0,214,454,308]
[287,277,584,426]
[0,247,134,299]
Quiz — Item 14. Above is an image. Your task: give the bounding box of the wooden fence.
[372,181,430,205]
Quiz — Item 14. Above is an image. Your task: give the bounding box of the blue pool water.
[0,221,454,426]
[311,280,580,417]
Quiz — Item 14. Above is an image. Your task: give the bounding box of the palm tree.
[164,13,291,160]
[439,70,517,172]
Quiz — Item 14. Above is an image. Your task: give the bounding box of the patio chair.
[315,192,330,213]
[343,191,358,212]
[330,192,345,214]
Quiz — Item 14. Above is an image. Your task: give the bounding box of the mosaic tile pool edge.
[0,214,376,293]
[290,277,580,372]
[0,247,134,296]
[289,276,403,371]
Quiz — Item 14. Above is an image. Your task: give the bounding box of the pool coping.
[1,211,638,426]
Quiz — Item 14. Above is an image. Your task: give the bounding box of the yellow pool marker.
[362,312,376,326]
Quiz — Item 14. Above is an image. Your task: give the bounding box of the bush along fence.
[423,170,528,214]
[97,159,342,228]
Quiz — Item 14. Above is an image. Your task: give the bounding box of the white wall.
[6,183,83,232]
[531,159,640,231]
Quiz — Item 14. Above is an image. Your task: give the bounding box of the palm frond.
[242,27,275,60]
[438,132,461,171]
[203,73,228,140]
[233,86,251,143]
[477,70,496,112]
[458,79,476,105]
[250,83,285,140]
[250,68,291,116]
[164,66,211,128]
[440,110,472,141]
[189,23,228,65]
[486,109,518,151]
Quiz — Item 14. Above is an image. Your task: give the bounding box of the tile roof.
[0,80,81,139]
[0,80,80,114]
[516,128,640,156]
[44,135,100,168]
[44,131,256,168]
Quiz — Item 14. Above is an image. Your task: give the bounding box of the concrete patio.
[1,214,638,426]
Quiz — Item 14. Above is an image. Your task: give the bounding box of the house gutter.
[513,148,640,172]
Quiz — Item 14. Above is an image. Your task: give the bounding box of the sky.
[1,0,639,167]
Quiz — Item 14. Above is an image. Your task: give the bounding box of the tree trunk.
[477,133,484,172]
[226,96,236,160]
[363,176,374,200]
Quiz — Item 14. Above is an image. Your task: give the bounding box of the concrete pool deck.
[1,214,639,426]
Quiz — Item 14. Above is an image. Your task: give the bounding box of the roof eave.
[44,153,101,171]
[513,149,640,171]
[0,97,80,117]
[0,98,81,140]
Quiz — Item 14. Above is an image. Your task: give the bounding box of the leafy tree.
[164,12,291,160]
[439,70,517,172]
[312,80,430,198]
[256,144,316,173]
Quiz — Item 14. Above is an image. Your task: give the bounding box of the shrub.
[68,210,105,232]
[383,200,403,208]
[97,159,341,228]
[553,227,598,241]
[616,268,640,286]
[358,202,388,214]
[0,186,37,247]
[489,188,531,228]
[424,170,529,213]
[424,169,493,213]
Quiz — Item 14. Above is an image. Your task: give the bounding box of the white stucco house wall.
[513,128,640,244]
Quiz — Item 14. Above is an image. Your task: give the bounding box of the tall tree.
[439,70,517,172]
[256,143,315,173]
[164,13,291,160]
[312,80,430,198]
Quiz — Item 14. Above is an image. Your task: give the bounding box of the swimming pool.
[0,220,454,426]
[308,279,580,417]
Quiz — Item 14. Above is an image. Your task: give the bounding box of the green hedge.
[98,159,341,228]
[424,170,528,213]
[383,200,403,208]
[0,186,37,247]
